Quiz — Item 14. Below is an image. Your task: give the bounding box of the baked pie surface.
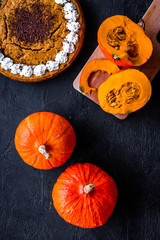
[0,0,85,81]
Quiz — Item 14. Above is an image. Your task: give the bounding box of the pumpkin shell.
[52,163,117,228]
[15,112,76,170]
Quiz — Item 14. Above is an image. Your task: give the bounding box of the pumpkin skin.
[52,163,117,228]
[15,112,76,170]
[98,69,152,114]
[79,59,120,94]
[98,15,153,67]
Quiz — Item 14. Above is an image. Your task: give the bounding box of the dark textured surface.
[1,0,160,239]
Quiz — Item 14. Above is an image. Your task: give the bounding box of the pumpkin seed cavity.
[107,26,139,58]
[127,41,139,58]
[105,82,140,108]
[107,26,126,50]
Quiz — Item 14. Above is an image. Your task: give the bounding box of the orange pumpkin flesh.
[98,69,152,114]
[79,59,120,94]
[15,112,76,170]
[98,15,153,67]
[52,163,117,228]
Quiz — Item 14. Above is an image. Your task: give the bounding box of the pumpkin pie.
[0,0,85,82]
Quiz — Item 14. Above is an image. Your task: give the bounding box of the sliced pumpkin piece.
[98,69,152,114]
[79,59,119,94]
[98,15,153,67]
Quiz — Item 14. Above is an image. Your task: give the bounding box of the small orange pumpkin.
[15,112,76,170]
[79,59,120,94]
[98,15,153,67]
[52,163,117,228]
[98,69,152,114]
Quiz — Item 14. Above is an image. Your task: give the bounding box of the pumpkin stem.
[84,184,95,194]
[38,145,51,160]
[138,19,145,30]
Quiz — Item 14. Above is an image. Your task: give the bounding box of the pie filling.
[0,0,81,77]
[10,4,55,44]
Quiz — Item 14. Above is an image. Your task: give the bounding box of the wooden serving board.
[73,0,160,120]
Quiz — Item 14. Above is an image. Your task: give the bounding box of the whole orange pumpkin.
[52,163,117,228]
[15,112,76,170]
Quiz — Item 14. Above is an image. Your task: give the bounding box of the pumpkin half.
[98,69,152,114]
[52,163,117,228]
[15,112,76,170]
[79,59,119,94]
[98,15,153,67]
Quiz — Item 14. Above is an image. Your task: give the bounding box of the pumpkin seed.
[108,96,116,102]
[114,104,122,109]
[126,98,134,104]
[108,91,114,96]
[108,40,120,48]
[110,102,118,107]
[126,87,132,92]
[117,33,126,41]
[115,90,120,95]
[111,98,116,103]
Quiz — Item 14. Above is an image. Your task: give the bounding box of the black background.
[1,0,160,239]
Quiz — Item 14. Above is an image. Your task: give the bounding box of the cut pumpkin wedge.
[79,59,119,95]
[98,15,153,67]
